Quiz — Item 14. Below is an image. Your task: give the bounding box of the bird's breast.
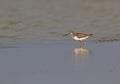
[73,36,89,41]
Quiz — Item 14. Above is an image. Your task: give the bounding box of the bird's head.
[63,31,74,36]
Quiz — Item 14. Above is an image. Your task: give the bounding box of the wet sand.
[0,40,120,84]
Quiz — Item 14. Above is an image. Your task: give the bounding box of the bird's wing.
[76,33,88,38]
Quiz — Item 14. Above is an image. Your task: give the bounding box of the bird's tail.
[89,34,93,37]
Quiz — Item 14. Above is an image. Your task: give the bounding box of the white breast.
[73,36,89,41]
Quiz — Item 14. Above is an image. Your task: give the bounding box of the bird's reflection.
[74,47,89,56]
[73,46,91,71]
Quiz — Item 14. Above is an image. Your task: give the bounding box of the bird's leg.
[80,41,84,48]
[80,41,82,48]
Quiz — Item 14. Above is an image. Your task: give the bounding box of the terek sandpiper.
[64,31,93,47]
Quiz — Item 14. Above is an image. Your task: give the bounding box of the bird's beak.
[63,33,69,36]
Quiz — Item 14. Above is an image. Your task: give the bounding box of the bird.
[63,31,93,47]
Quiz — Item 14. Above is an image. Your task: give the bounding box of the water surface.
[0,0,120,43]
[0,0,120,84]
[0,40,120,84]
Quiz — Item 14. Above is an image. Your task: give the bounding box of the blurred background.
[0,0,120,43]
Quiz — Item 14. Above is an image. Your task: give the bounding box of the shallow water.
[0,40,120,84]
[0,0,120,84]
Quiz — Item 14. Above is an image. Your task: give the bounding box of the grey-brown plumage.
[63,31,93,47]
